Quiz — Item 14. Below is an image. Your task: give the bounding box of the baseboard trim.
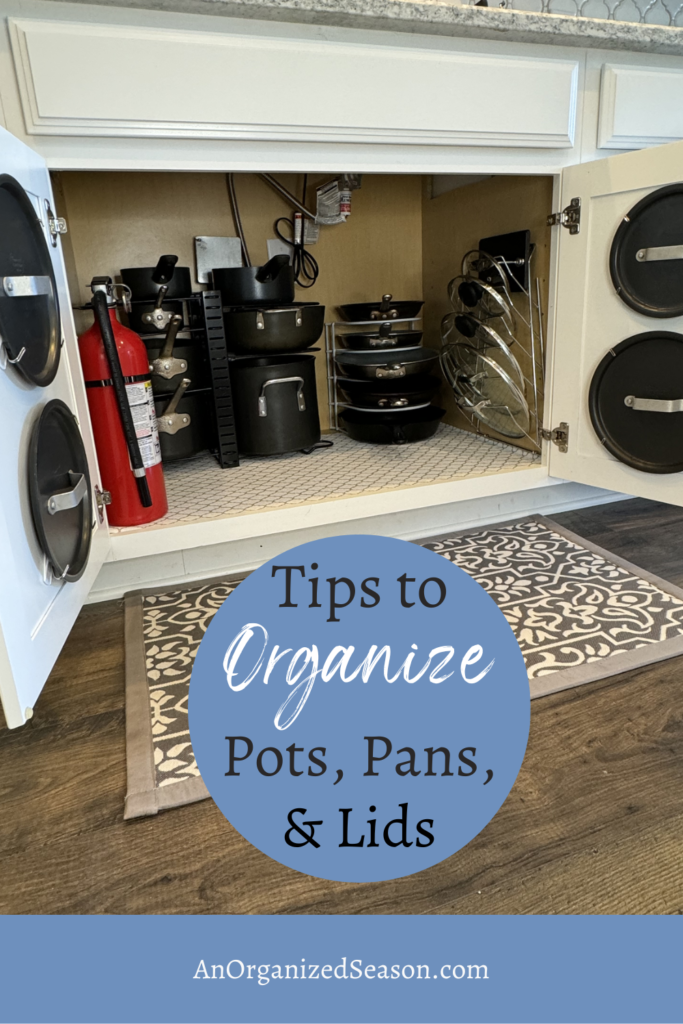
[87,482,630,603]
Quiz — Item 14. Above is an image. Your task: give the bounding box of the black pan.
[340,406,445,445]
[335,347,438,380]
[337,322,423,350]
[338,375,441,409]
[212,255,295,307]
[121,258,192,301]
[339,293,424,322]
[223,303,324,354]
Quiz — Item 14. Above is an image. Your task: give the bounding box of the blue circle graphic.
[189,535,529,883]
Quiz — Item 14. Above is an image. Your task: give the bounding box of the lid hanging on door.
[589,331,683,474]
[28,400,93,582]
[0,175,61,386]
[610,183,683,318]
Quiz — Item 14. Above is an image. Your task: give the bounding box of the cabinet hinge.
[45,199,67,247]
[540,422,569,453]
[95,485,112,524]
[547,197,581,235]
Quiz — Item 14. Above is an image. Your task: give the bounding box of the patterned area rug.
[124,516,683,818]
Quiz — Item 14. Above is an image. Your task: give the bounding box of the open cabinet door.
[548,139,683,506]
[0,127,109,729]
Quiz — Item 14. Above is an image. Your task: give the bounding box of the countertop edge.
[39,0,683,56]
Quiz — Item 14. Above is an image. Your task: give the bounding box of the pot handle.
[376,364,406,379]
[255,254,290,284]
[258,376,306,417]
[152,255,178,285]
[159,315,183,360]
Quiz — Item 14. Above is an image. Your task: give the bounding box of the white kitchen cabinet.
[1,4,683,726]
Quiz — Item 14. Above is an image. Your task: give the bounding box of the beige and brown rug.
[124,516,683,819]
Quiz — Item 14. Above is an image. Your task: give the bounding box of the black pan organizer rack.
[132,289,241,468]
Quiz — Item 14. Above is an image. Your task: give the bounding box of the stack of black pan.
[121,256,215,463]
[212,255,325,456]
[334,295,445,445]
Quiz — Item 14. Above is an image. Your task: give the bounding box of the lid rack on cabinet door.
[325,316,424,429]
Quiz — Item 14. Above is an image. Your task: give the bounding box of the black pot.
[230,354,320,455]
[337,324,423,350]
[212,255,295,307]
[338,375,441,409]
[339,294,424,322]
[155,384,215,462]
[223,303,325,354]
[335,347,439,380]
[340,406,445,445]
[121,260,192,301]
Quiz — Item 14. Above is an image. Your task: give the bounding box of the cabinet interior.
[53,169,553,536]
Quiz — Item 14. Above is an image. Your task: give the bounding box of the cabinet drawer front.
[599,64,683,150]
[10,19,578,148]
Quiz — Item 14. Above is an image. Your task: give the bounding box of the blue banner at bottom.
[0,914,678,1023]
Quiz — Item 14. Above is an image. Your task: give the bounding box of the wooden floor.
[1,497,683,915]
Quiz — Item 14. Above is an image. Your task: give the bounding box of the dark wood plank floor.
[1,497,682,915]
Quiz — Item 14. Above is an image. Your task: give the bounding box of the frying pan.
[340,406,445,445]
[337,321,423,350]
[335,347,438,380]
[338,375,440,409]
[339,293,424,322]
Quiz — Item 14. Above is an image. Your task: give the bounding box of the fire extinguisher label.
[126,380,162,469]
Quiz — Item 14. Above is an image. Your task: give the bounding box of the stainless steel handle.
[624,395,683,413]
[163,377,191,416]
[159,315,183,359]
[47,471,87,515]
[154,283,169,310]
[258,376,306,417]
[376,364,406,379]
[2,275,52,298]
[635,246,683,263]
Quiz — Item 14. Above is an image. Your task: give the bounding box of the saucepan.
[212,255,295,307]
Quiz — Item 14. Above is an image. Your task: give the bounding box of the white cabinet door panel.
[9,18,579,149]
[0,127,108,729]
[599,65,683,151]
[548,139,683,506]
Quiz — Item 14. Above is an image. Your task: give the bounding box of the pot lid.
[610,184,683,318]
[441,313,524,393]
[442,343,530,439]
[589,331,683,473]
[28,400,93,582]
[0,175,61,386]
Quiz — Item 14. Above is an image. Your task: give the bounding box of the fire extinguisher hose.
[91,290,153,508]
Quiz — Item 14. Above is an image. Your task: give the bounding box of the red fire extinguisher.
[79,277,168,527]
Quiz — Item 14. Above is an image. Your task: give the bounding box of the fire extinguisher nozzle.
[136,476,153,508]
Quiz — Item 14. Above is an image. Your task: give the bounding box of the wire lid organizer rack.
[439,238,545,453]
[325,315,426,429]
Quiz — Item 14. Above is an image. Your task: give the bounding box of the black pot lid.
[29,400,93,582]
[589,331,683,474]
[0,175,61,386]
[610,184,683,318]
